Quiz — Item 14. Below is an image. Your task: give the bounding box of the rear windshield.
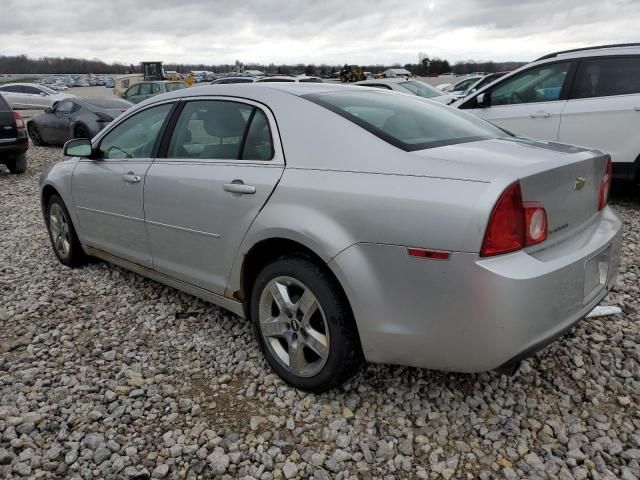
[299,77,323,83]
[304,90,504,151]
[166,82,187,92]
[86,98,132,109]
[398,80,443,98]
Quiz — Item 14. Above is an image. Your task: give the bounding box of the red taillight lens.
[12,111,25,129]
[598,159,612,211]
[480,182,524,257]
[481,181,548,257]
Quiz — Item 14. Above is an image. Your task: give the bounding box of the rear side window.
[304,90,504,151]
[167,100,274,160]
[572,57,640,99]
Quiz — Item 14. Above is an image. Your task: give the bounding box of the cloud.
[1,0,638,65]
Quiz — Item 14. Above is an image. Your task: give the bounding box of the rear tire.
[46,195,87,268]
[250,254,364,392]
[6,154,27,174]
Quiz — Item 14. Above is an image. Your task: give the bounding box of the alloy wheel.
[49,204,71,258]
[258,276,330,377]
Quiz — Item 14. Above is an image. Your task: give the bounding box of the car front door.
[460,62,574,141]
[49,100,76,143]
[72,102,174,266]
[559,56,640,179]
[144,98,285,295]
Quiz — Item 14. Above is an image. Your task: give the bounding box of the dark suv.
[0,94,28,174]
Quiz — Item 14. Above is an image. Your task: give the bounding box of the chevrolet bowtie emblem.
[574,177,587,191]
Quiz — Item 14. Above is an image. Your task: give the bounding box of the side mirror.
[477,92,488,107]
[63,138,93,157]
[44,107,53,114]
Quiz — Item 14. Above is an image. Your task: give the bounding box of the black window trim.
[157,98,276,161]
[568,54,640,100]
[303,92,495,152]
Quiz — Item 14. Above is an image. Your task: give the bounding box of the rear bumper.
[329,207,623,372]
[0,138,28,158]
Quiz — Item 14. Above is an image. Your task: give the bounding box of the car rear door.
[143,98,284,295]
[460,61,574,141]
[72,102,175,266]
[559,56,640,179]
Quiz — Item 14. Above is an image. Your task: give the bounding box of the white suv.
[455,44,640,182]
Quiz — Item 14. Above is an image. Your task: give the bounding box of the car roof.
[536,42,640,61]
[355,78,407,85]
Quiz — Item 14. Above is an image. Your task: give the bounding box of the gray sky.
[2,0,639,65]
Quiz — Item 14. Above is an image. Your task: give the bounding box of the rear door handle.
[122,172,141,184]
[223,180,256,195]
[530,112,552,118]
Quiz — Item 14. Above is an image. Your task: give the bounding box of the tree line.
[0,54,526,76]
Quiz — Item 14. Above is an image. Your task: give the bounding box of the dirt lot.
[0,139,639,479]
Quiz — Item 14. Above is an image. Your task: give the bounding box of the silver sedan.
[39,83,622,392]
[0,83,73,109]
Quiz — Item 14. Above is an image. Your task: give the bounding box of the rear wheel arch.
[239,238,356,324]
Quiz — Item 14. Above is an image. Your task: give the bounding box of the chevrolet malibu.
[39,83,622,392]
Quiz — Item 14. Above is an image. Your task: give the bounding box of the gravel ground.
[0,146,639,480]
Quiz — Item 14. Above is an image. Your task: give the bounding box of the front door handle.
[122,172,141,184]
[223,180,256,195]
[530,112,552,118]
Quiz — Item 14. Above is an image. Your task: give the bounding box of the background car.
[256,75,323,83]
[0,83,73,109]
[41,83,621,392]
[211,76,257,84]
[122,80,187,104]
[354,78,457,104]
[0,93,28,173]
[456,43,640,181]
[27,97,132,146]
[439,75,485,97]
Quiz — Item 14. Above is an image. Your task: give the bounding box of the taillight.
[598,159,612,211]
[480,181,548,257]
[13,111,25,129]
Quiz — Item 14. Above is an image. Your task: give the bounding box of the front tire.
[250,254,364,392]
[6,153,27,174]
[27,122,46,146]
[46,195,87,268]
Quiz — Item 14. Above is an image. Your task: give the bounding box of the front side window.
[572,57,640,99]
[55,100,75,114]
[23,86,43,95]
[98,103,173,159]
[167,100,274,160]
[489,62,570,106]
[304,90,504,151]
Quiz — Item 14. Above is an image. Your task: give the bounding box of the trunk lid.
[411,136,609,245]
